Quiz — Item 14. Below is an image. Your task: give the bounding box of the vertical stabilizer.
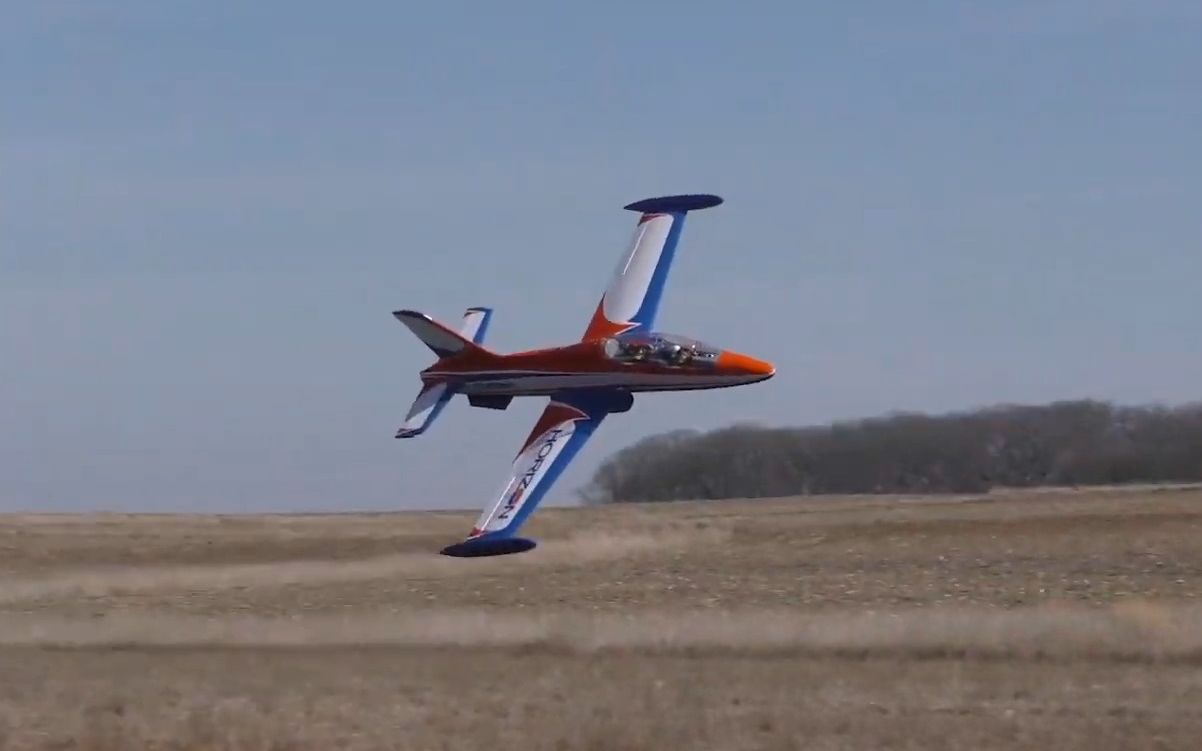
[459,307,492,344]
[392,306,494,438]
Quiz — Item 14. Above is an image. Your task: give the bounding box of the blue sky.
[3,0,1200,512]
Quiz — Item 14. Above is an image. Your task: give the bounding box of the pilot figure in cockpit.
[604,336,693,366]
[662,341,692,366]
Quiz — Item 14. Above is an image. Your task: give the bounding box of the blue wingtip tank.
[622,193,723,213]
[440,537,538,557]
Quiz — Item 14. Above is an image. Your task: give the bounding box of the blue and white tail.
[394,307,492,438]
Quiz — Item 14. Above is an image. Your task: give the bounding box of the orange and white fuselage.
[422,336,775,398]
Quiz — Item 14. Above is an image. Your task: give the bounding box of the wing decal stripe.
[463,393,608,541]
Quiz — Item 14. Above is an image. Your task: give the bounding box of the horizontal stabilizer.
[393,310,490,359]
[396,381,454,438]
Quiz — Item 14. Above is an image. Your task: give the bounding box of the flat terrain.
[2,485,1201,749]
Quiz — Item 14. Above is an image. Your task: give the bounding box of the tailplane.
[396,381,454,438]
[392,307,494,358]
[393,307,494,438]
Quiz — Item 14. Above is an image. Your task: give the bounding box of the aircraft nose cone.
[717,351,776,379]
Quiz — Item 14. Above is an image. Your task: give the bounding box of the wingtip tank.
[622,194,723,213]
[439,536,538,557]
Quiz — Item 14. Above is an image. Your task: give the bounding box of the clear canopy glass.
[601,331,720,366]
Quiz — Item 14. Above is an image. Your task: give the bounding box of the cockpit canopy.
[601,331,721,367]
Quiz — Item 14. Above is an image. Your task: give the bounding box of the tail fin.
[458,307,493,345]
[392,308,493,358]
[392,307,495,438]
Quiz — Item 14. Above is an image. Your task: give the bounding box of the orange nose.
[716,351,776,378]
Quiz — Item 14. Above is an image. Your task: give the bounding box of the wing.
[439,390,610,557]
[581,193,723,341]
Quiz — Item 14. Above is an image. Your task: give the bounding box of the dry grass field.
[2,485,1201,750]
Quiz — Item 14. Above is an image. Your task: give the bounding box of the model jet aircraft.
[393,194,774,557]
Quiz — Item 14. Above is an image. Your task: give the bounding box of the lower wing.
[439,390,610,557]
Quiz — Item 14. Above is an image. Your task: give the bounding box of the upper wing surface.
[581,194,723,341]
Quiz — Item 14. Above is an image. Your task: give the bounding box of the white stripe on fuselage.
[453,372,763,395]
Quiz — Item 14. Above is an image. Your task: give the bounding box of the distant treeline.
[580,400,1202,503]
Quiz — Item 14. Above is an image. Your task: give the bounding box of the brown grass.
[2,485,1202,749]
[1,603,1202,663]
